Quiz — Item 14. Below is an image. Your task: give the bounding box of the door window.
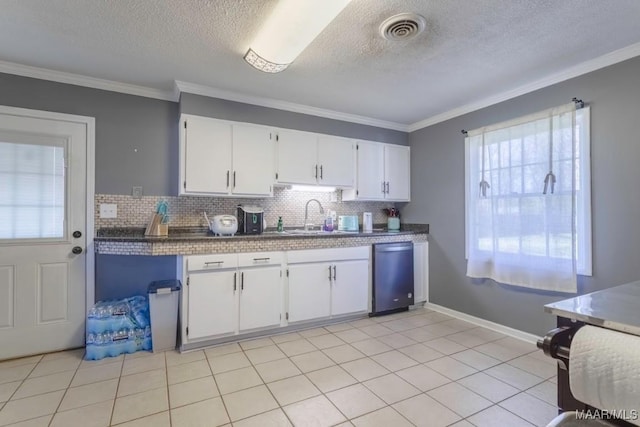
[0,139,66,239]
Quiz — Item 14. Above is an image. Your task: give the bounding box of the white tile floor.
[0,307,558,427]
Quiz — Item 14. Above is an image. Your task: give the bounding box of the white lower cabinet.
[187,269,237,340]
[238,266,282,331]
[180,246,372,346]
[287,246,370,324]
[413,241,429,303]
[288,263,332,322]
[331,260,369,316]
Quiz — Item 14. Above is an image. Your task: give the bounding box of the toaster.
[338,215,359,232]
[205,213,238,236]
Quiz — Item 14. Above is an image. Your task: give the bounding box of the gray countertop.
[95,224,428,242]
[545,280,640,336]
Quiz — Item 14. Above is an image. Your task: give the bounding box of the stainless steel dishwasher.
[371,242,414,316]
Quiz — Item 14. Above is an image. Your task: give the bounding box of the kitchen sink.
[262,229,357,235]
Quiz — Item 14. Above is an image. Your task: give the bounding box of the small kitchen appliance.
[204,213,238,236]
[237,205,264,234]
[338,215,359,232]
[362,212,373,233]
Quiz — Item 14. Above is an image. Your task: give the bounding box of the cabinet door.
[331,260,369,316]
[317,136,354,187]
[232,124,274,196]
[384,144,411,201]
[239,267,282,331]
[187,270,237,340]
[276,129,318,185]
[288,263,331,322]
[183,116,232,195]
[355,141,385,200]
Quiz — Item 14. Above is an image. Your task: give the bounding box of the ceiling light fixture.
[244,0,352,73]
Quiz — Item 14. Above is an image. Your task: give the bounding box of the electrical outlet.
[132,186,143,199]
[99,203,117,219]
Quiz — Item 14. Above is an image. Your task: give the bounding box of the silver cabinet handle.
[241,272,244,291]
[382,181,386,194]
[226,171,230,188]
[333,265,337,281]
[253,257,270,262]
[328,265,332,281]
[320,165,323,180]
[204,261,224,266]
[386,182,390,194]
[315,164,318,179]
[233,272,237,292]
[233,171,236,188]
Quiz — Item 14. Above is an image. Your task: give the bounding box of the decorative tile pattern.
[95,187,394,229]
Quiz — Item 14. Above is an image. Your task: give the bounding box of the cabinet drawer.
[187,254,238,271]
[287,246,369,264]
[238,251,284,268]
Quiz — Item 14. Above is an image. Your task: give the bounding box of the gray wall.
[180,93,408,146]
[0,73,407,198]
[403,56,640,336]
[0,73,410,301]
[0,73,178,196]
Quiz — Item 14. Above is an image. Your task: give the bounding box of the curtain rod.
[461,97,584,134]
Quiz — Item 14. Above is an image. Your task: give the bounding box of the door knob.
[72,246,83,255]
[73,231,82,238]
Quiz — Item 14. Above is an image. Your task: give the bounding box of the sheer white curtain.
[465,103,579,293]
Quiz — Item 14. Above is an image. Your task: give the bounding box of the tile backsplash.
[95,187,395,231]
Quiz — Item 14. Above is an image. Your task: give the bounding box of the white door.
[187,270,237,340]
[0,111,89,360]
[330,260,369,316]
[239,267,281,331]
[288,263,331,322]
[182,115,232,195]
[317,136,354,187]
[276,129,318,185]
[355,141,385,200]
[232,124,273,196]
[384,144,411,201]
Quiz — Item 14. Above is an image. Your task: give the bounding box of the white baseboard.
[424,302,541,345]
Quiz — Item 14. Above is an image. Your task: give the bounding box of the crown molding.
[0,60,176,102]
[407,41,640,132]
[175,80,409,132]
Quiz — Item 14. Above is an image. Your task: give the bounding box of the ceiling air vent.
[379,13,426,41]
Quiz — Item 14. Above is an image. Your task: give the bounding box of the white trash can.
[148,280,181,353]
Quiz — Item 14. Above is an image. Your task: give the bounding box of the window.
[0,140,66,240]
[465,104,591,293]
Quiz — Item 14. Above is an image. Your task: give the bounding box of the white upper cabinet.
[179,115,274,197]
[349,141,385,200]
[384,144,411,201]
[182,115,232,195]
[232,124,274,196]
[343,141,410,202]
[275,129,318,185]
[275,129,355,188]
[317,135,355,187]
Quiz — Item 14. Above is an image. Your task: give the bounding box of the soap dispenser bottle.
[277,216,284,232]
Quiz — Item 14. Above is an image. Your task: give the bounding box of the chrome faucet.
[304,199,324,231]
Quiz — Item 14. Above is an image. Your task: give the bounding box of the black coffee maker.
[237,205,264,234]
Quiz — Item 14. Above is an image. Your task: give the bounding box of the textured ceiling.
[1,0,640,126]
